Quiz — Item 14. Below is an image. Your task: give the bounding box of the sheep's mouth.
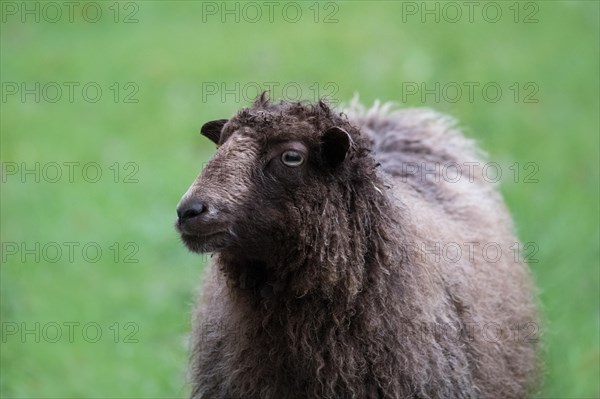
[179,231,232,253]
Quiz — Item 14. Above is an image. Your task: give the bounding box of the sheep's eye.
[281,150,304,167]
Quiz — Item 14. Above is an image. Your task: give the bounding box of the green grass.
[1,1,598,397]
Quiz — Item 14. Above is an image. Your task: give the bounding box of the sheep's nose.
[177,200,207,222]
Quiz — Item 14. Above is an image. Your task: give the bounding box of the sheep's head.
[176,97,372,260]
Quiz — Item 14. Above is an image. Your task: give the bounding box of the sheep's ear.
[200,119,228,145]
[321,127,351,167]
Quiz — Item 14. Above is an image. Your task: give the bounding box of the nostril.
[177,201,207,221]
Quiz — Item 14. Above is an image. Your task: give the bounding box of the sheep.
[175,94,540,399]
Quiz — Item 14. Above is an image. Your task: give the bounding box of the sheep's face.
[175,107,353,256]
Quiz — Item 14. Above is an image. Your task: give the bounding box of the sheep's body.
[178,98,539,399]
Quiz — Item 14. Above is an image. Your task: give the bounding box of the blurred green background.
[1,1,598,398]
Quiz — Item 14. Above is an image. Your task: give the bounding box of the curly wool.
[187,97,540,399]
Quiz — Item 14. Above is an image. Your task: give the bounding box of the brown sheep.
[175,94,540,399]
